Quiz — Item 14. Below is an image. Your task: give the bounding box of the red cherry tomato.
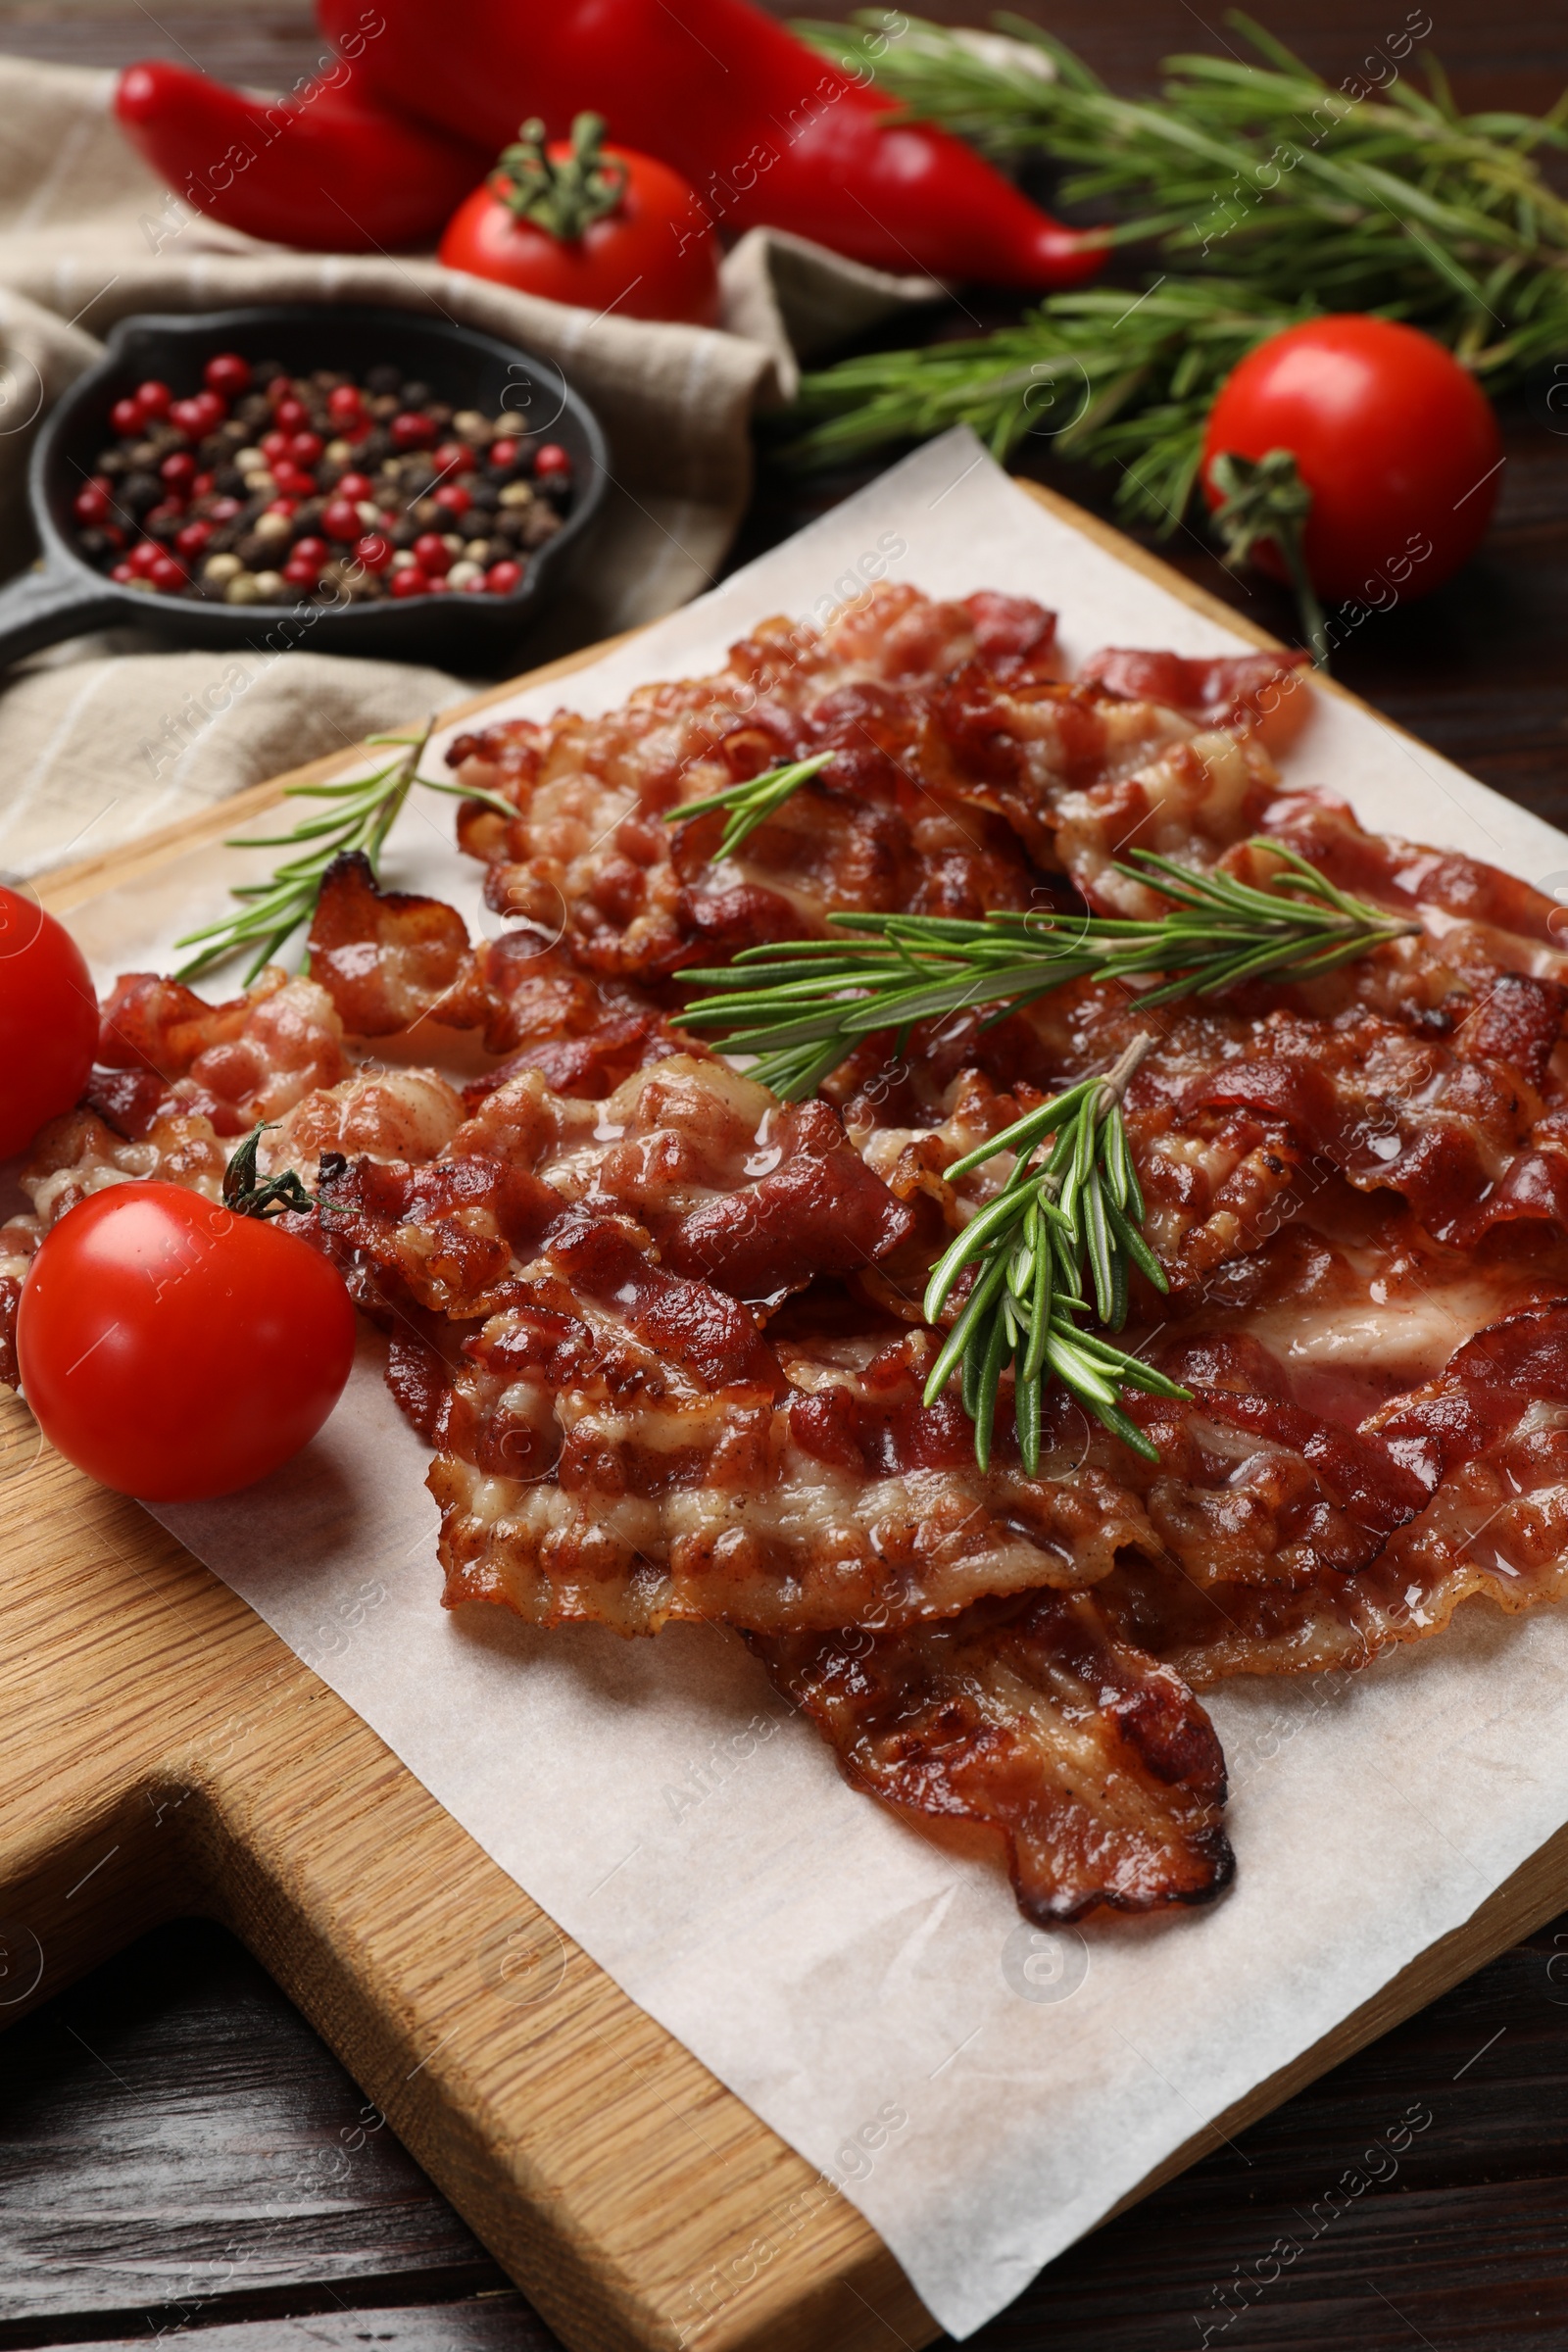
[1200,318,1502,604]
[439,142,719,326]
[0,889,98,1157]
[16,1183,356,1500]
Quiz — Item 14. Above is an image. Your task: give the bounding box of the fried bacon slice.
[423,1317,1165,1636]
[305,852,698,1101]
[751,1591,1233,1920]
[1097,1298,1568,1683]
[1077,645,1311,749]
[306,851,490,1037]
[90,969,348,1139]
[323,1054,916,1315]
[443,586,1063,982]
[928,665,1282,908]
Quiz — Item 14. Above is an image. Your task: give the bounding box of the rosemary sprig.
[789,11,1568,525]
[663,753,833,859]
[680,839,1417,1098]
[172,725,515,985]
[921,1035,1189,1468]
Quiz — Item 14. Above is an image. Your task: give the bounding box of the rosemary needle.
[663,753,834,859]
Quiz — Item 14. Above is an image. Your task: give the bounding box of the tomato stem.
[489,114,628,243]
[1205,448,1331,673]
[223,1123,316,1220]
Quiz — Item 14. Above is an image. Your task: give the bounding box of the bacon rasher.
[444,586,1068,981]
[752,1590,1233,1923]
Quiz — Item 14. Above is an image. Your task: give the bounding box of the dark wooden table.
[4,5,1568,2348]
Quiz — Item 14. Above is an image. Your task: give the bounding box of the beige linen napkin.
[0,56,935,881]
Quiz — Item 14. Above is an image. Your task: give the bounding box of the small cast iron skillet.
[0,303,609,670]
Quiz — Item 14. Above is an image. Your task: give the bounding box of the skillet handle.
[0,558,124,669]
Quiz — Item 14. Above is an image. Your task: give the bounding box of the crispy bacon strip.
[445,585,1058,981]
[752,1591,1233,1920]
[1078,645,1311,749]
[91,969,348,1139]
[305,853,699,1100]
[426,1320,1165,1636]
[929,667,1282,907]
[307,851,490,1036]
[1101,1302,1568,1681]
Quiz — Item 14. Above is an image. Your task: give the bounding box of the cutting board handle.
[0,555,123,668]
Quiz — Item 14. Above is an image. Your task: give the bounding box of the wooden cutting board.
[9,481,1568,2352]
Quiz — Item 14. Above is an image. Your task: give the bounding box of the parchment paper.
[64,432,1568,2342]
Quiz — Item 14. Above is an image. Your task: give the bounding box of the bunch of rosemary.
[789,10,1568,525]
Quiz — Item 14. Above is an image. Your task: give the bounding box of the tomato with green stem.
[438,112,720,326]
[1200,317,1502,666]
[16,1133,356,1501]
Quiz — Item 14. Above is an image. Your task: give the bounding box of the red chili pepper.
[118,0,1103,287]
[114,58,488,252]
[318,0,1102,285]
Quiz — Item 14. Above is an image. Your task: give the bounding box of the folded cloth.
[0,56,936,882]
